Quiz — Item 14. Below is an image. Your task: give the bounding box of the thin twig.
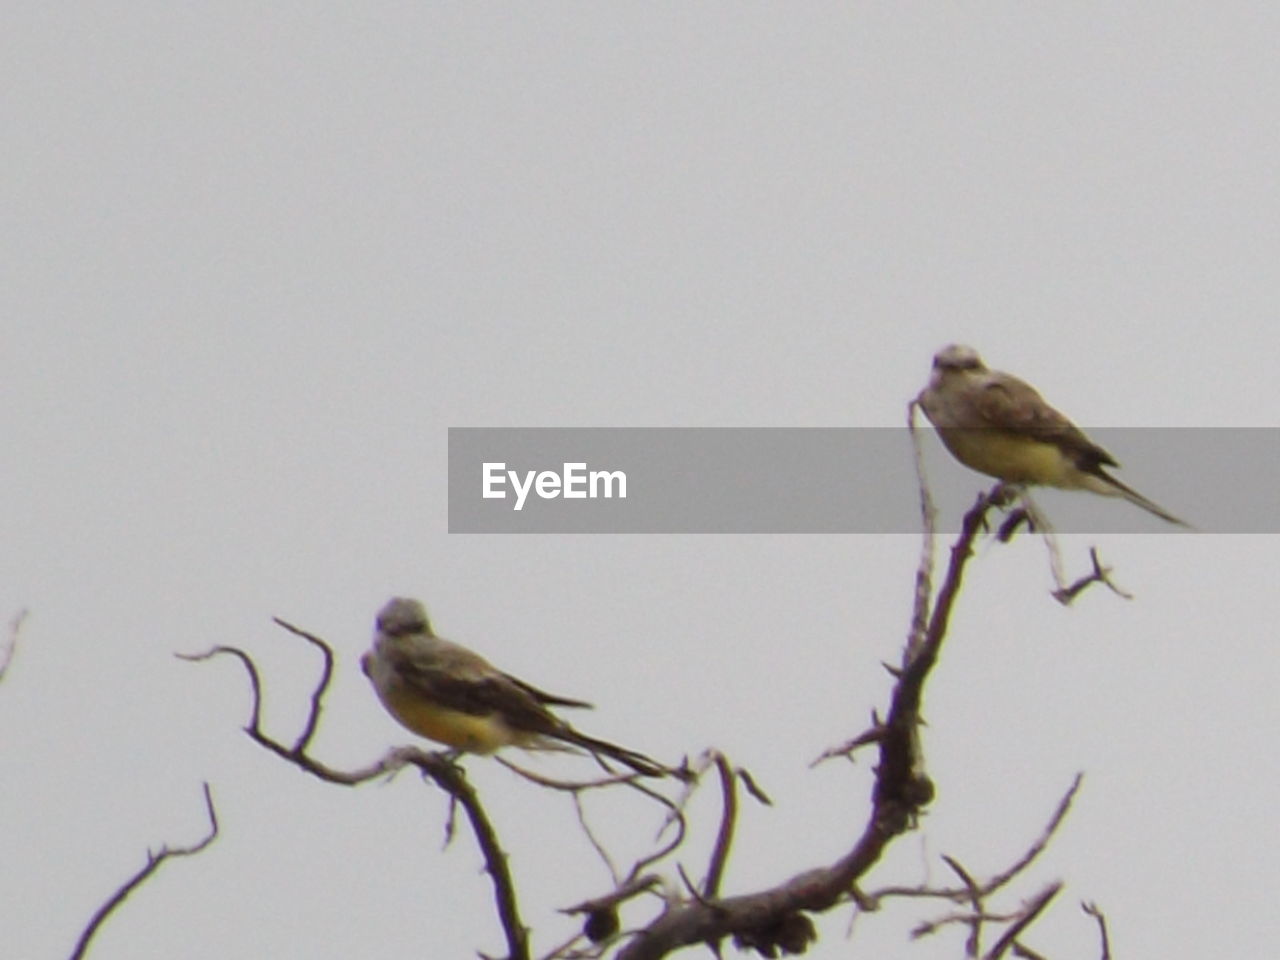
[572,791,621,884]
[869,773,1084,904]
[69,784,219,960]
[943,855,984,958]
[811,715,886,767]
[702,752,737,899]
[1082,901,1112,960]
[1012,941,1050,960]
[995,508,1032,543]
[623,780,688,882]
[1017,491,1068,593]
[984,774,1083,894]
[735,767,772,806]
[270,616,334,754]
[982,883,1062,960]
[1053,548,1133,605]
[913,907,1024,939]
[496,756,647,791]
[562,875,663,917]
[906,400,937,658]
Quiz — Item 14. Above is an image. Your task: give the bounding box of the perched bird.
[361,597,670,777]
[917,344,1187,525]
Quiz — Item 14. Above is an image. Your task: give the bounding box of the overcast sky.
[3,4,1278,959]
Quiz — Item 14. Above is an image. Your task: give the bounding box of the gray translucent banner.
[448,428,1275,533]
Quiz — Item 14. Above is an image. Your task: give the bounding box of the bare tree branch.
[1082,901,1112,960]
[702,752,737,900]
[174,448,1114,958]
[179,627,533,960]
[995,507,1034,543]
[1053,547,1133,605]
[912,905,1025,940]
[869,773,1084,905]
[572,790,622,885]
[614,487,1008,960]
[558,874,664,953]
[496,756,654,792]
[735,767,772,807]
[942,855,984,957]
[1011,941,1051,960]
[69,783,219,960]
[982,882,1061,960]
[269,616,334,754]
[984,775,1082,895]
[906,399,938,657]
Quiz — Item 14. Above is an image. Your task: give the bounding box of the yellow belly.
[938,429,1079,487]
[381,684,515,753]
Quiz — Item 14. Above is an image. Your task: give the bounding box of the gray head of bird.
[376,597,432,638]
[932,343,986,372]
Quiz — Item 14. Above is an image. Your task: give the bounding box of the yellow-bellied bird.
[361,597,672,776]
[917,344,1186,525]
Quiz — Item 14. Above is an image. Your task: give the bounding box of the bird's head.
[932,343,985,373]
[376,597,432,638]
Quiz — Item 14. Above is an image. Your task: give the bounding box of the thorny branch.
[612,460,1121,958]
[611,487,1004,960]
[164,420,1122,958]
[69,784,219,960]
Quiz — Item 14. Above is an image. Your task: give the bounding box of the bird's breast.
[937,428,1076,486]
[378,683,514,753]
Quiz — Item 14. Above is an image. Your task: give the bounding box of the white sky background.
[2,4,1277,958]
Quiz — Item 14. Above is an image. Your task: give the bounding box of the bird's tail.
[1092,470,1189,527]
[562,728,684,779]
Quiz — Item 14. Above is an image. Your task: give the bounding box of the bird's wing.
[973,372,1118,469]
[385,638,566,733]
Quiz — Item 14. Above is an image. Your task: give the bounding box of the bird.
[916,343,1187,526]
[360,597,672,777]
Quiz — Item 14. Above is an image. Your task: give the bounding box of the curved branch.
[701,752,736,900]
[270,616,334,753]
[69,783,219,960]
[180,623,532,960]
